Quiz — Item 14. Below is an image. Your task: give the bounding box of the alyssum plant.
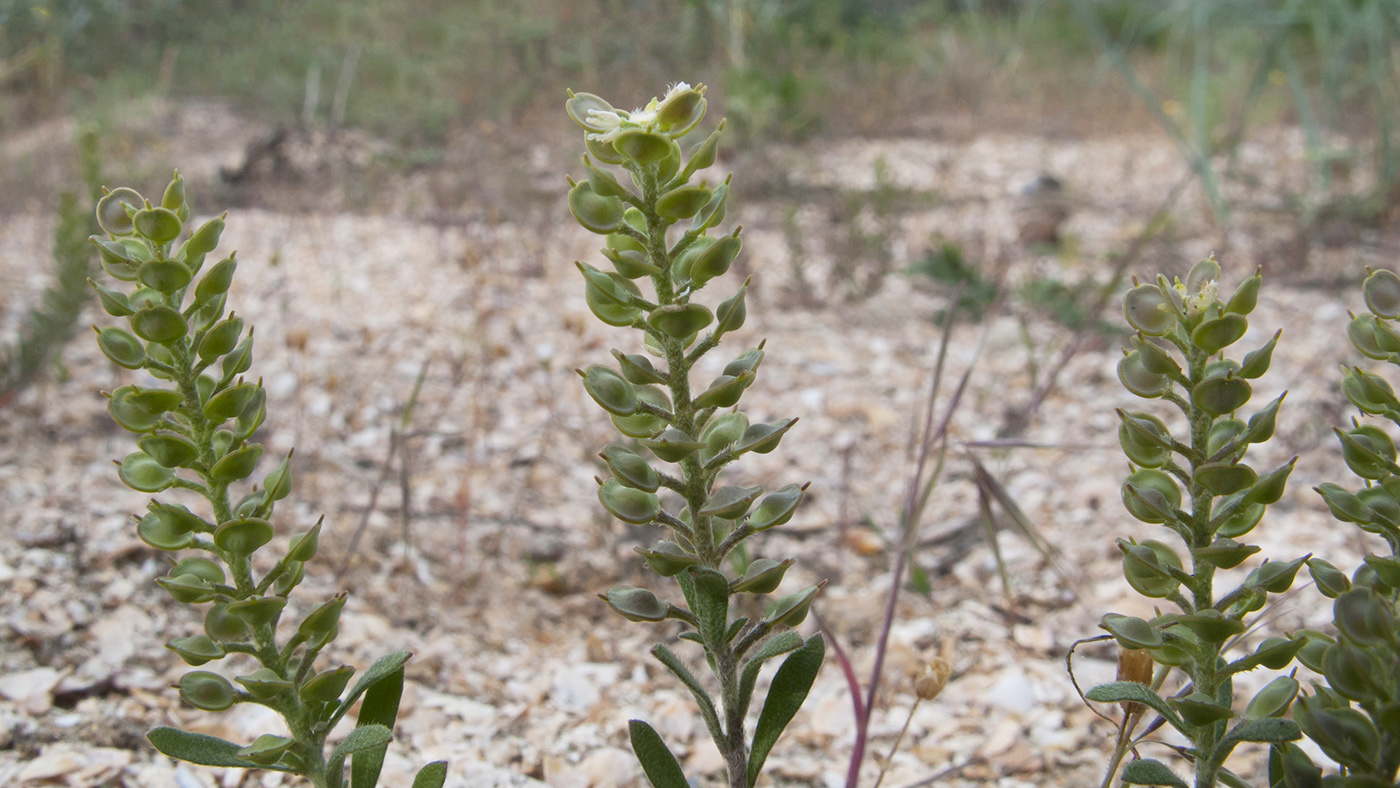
[1090,258,1307,788]
[1272,267,1400,787]
[89,175,446,788]
[563,83,825,788]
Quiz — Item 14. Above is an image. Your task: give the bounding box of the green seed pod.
[227,595,286,628]
[134,207,183,245]
[1338,425,1397,480]
[1100,613,1164,649]
[1117,351,1171,398]
[137,259,192,295]
[1118,410,1172,468]
[1191,313,1248,355]
[747,483,805,531]
[566,91,618,132]
[297,593,347,645]
[1243,393,1284,444]
[731,558,794,594]
[1192,375,1251,416]
[656,86,706,135]
[1346,367,1399,415]
[1246,557,1308,594]
[603,585,668,622]
[1251,636,1305,671]
[287,520,322,563]
[236,735,294,767]
[601,246,657,279]
[1363,268,1400,319]
[300,665,355,703]
[1315,483,1374,524]
[1169,692,1235,727]
[89,279,134,317]
[1322,643,1381,703]
[1119,539,1183,599]
[161,172,187,216]
[690,179,730,233]
[641,428,705,462]
[585,133,626,165]
[95,326,147,369]
[1296,698,1381,772]
[598,479,660,524]
[1245,675,1299,719]
[690,231,741,289]
[1121,469,1181,524]
[213,517,274,556]
[1371,315,1400,354]
[188,291,227,333]
[612,350,667,385]
[1176,610,1247,644]
[158,573,217,604]
[584,155,630,199]
[649,304,714,339]
[601,444,660,492]
[1360,485,1400,528]
[119,451,175,493]
[96,187,143,235]
[204,382,258,422]
[569,182,626,234]
[657,185,714,221]
[693,370,754,410]
[1193,537,1260,569]
[700,412,748,465]
[94,238,141,281]
[581,364,638,416]
[671,235,714,286]
[1348,314,1389,359]
[1333,589,1392,647]
[767,584,821,627]
[676,121,724,184]
[210,443,264,483]
[106,386,161,432]
[1362,554,1400,588]
[1130,336,1180,377]
[723,348,764,378]
[1194,461,1258,496]
[180,671,237,711]
[199,316,244,362]
[714,280,749,337]
[194,254,236,305]
[636,542,700,577]
[204,604,247,641]
[1237,331,1280,379]
[1225,270,1261,315]
[607,129,670,165]
[138,509,194,550]
[260,453,293,505]
[699,484,763,519]
[1123,284,1176,336]
[235,668,294,701]
[1293,630,1335,673]
[167,635,225,667]
[612,385,671,438]
[130,305,188,345]
[1186,256,1221,294]
[1307,558,1352,599]
[1205,418,1244,458]
[139,433,200,469]
[736,418,797,455]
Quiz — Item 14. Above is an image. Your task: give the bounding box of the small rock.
[0,666,63,715]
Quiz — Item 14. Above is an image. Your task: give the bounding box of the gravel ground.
[2,101,1399,788]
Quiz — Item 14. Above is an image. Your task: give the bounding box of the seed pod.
[138,509,194,550]
[699,485,763,519]
[584,155,629,199]
[95,326,146,369]
[96,187,143,235]
[766,584,821,627]
[204,382,258,422]
[1316,483,1373,524]
[636,542,700,576]
[601,444,660,492]
[199,316,244,361]
[1237,331,1280,378]
[731,558,793,594]
[612,129,673,165]
[566,91,618,132]
[138,259,192,294]
[641,428,705,462]
[1186,256,1221,293]
[1176,610,1247,644]
[227,596,286,628]
[690,231,741,289]
[612,350,666,385]
[602,586,668,622]
[235,668,294,700]
[1244,675,1299,719]
[1191,313,1248,355]
[287,520,322,564]
[1217,501,1266,538]
[1121,469,1181,524]
[649,304,713,339]
[569,182,626,234]
[691,179,730,233]
[581,364,638,416]
[916,655,953,702]
[612,385,671,438]
[677,122,724,184]
[1307,558,1352,599]
[1372,316,1400,354]
[1246,557,1308,594]
[211,443,264,483]
[1333,589,1392,647]
[736,419,797,455]
[236,735,294,766]
[204,604,247,641]
[1192,375,1251,416]
[598,479,660,524]
[1193,537,1259,569]
[297,593,347,645]
[300,665,355,703]
[1322,643,1382,703]
[1119,538,1183,598]
[161,171,187,216]
[89,279,133,317]
[213,517,274,556]
[119,451,175,493]
[1342,367,1399,415]
[1348,314,1389,359]
[693,370,754,410]
[1363,268,1400,319]
[167,635,225,667]
[180,671,237,711]
[194,254,236,305]
[1339,426,1397,480]
[1117,351,1171,398]
[748,483,805,531]
[134,207,183,246]
[130,305,189,345]
[106,386,161,432]
[656,86,706,135]
[700,412,748,465]
[1194,461,1258,496]
[657,185,714,220]
[1225,270,1261,314]
[1118,410,1172,468]
[1363,554,1400,588]
[1123,284,1176,336]
[1170,692,1235,726]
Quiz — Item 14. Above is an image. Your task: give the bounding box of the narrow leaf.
[628,719,689,788]
[146,727,291,771]
[411,761,449,788]
[748,635,824,788]
[329,650,412,729]
[1220,717,1301,756]
[351,666,405,788]
[652,644,723,744]
[1121,758,1188,788]
[327,724,393,788]
[1086,682,1187,733]
[737,631,804,718]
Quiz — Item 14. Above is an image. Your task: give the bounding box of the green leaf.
[651,644,723,745]
[146,727,292,771]
[628,720,689,788]
[684,567,731,648]
[1219,717,1301,757]
[1121,758,1188,788]
[411,762,449,788]
[327,724,393,788]
[1085,682,1186,733]
[748,635,824,788]
[738,631,804,716]
[351,664,405,788]
[329,651,413,729]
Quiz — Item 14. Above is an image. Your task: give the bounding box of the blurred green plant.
[564,82,823,788]
[1271,268,1400,787]
[0,124,102,401]
[89,174,446,788]
[1091,258,1308,788]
